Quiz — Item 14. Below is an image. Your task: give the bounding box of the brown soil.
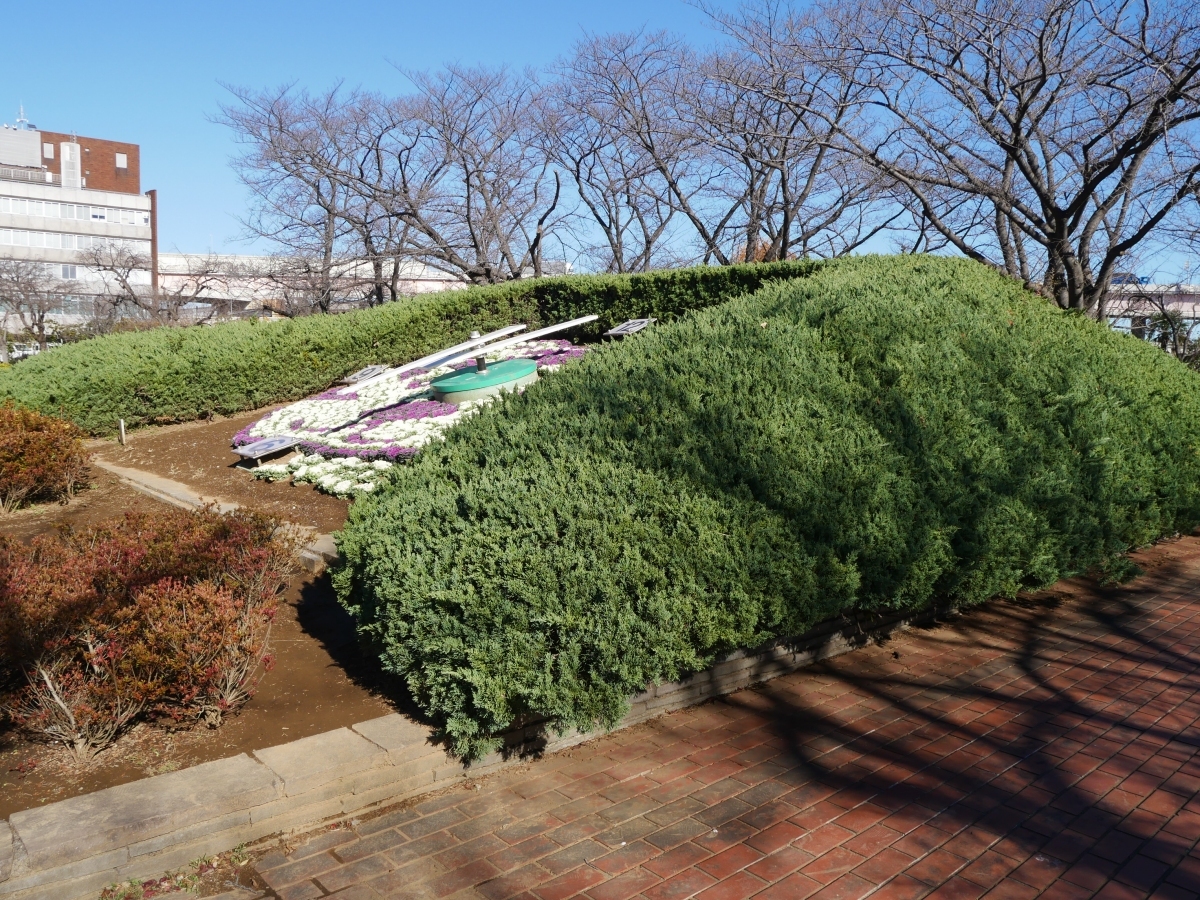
[1,467,152,544]
[89,407,350,535]
[0,408,409,820]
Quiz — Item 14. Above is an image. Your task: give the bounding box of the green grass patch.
[333,256,1200,759]
[0,262,815,435]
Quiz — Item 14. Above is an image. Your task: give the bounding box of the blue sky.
[1,0,729,254]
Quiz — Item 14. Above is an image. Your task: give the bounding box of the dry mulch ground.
[88,407,351,534]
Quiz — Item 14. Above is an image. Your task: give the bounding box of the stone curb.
[0,605,940,900]
[91,460,241,515]
[298,533,339,573]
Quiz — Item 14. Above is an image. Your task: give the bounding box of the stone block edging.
[0,606,943,900]
[90,460,240,515]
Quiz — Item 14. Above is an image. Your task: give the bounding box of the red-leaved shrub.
[0,401,89,513]
[0,507,298,760]
[129,579,277,727]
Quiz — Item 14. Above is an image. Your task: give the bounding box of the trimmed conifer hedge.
[0,261,815,435]
[333,255,1200,759]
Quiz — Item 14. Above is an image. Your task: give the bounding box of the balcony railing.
[0,167,61,187]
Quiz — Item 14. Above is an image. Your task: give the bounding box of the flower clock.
[237,339,587,497]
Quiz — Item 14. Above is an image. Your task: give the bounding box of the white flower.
[236,338,586,497]
[251,462,291,481]
[334,479,354,494]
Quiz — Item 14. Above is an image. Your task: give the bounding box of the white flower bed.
[240,339,587,497]
[254,454,394,498]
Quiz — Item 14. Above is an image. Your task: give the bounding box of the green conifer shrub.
[0,262,815,435]
[333,256,1200,759]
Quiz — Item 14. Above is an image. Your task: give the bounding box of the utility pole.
[146,189,159,299]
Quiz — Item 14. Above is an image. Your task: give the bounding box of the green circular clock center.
[430,358,539,403]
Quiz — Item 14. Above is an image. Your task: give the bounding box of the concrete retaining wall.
[0,608,932,900]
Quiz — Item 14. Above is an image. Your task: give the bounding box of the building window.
[115,152,128,170]
[43,143,54,159]
[61,265,77,280]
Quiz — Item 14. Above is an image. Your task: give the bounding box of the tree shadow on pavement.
[716,553,1200,893]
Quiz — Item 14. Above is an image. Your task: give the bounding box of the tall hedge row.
[0,261,815,435]
[333,256,1200,759]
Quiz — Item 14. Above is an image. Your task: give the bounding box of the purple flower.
[364,399,459,424]
[312,386,359,401]
[231,424,256,447]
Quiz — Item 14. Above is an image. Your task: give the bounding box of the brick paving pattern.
[253,551,1200,900]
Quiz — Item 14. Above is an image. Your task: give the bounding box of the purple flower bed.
[366,399,459,423]
[295,440,421,461]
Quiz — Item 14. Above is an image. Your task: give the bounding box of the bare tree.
[156,253,235,322]
[544,48,683,272]
[1107,280,1200,367]
[0,259,61,351]
[801,0,1200,314]
[554,26,889,268]
[78,243,144,323]
[81,244,226,324]
[362,66,565,284]
[218,85,359,311]
[680,30,896,262]
[237,254,374,317]
[222,72,568,290]
[561,32,732,264]
[1,309,10,364]
[341,183,411,303]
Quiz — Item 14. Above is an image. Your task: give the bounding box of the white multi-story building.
[0,112,156,304]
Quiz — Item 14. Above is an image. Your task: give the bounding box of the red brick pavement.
[253,545,1200,900]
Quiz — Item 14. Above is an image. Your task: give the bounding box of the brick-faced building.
[36,130,142,196]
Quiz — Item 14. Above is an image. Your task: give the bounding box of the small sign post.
[233,435,301,466]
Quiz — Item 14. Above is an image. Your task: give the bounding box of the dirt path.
[1,466,150,543]
[89,407,350,534]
